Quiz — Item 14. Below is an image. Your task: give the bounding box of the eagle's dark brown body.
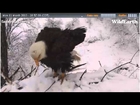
[35,27,86,84]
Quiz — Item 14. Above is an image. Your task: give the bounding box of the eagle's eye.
[32,50,36,54]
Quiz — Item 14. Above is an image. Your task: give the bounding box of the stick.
[75,83,82,89]
[41,63,47,68]
[70,63,86,71]
[130,49,139,62]
[98,61,107,73]
[39,68,49,76]
[1,70,12,84]
[9,67,20,80]
[45,81,55,92]
[79,70,87,81]
[19,66,26,77]
[34,67,38,76]
[20,67,37,80]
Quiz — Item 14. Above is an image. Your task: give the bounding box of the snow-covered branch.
[101,49,139,82]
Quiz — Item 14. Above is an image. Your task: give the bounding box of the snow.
[1,65,139,92]
[1,18,139,92]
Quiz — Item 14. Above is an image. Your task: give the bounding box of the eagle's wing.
[35,27,61,43]
[51,27,86,54]
[50,36,73,55]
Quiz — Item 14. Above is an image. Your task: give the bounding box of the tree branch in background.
[101,49,139,82]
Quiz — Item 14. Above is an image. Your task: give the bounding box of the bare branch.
[79,70,87,81]
[101,49,139,82]
[1,70,12,84]
[98,61,107,73]
[130,49,139,62]
[70,63,86,71]
[9,67,20,80]
[45,81,56,92]
[39,68,49,76]
[89,81,99,85]
[31,65,34,72]
[41,63,47,68]
[34,67,39,76]
[74,82,82,89]
[19,66,26,77]
[20,67,37,80]
[24,22,38,29]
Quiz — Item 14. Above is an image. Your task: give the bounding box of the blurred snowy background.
[1,18,139,92]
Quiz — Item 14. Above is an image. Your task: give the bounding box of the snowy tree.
[44,18,63,28]
[65,18,79,29]
[1,18,39,87]
[85,18,93,28]
[1,18,8,86]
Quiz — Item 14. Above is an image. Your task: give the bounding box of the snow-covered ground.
[1,37,139,92]
[1,18,139,92]
[1,65,139,92]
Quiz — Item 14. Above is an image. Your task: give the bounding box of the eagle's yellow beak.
[34,59,39,67]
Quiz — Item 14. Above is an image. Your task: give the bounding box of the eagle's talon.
[53,72,59,78]
[58,73,66,85]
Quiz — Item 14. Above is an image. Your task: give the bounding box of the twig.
[41,63,47,68]
[9,67,20,80]
[98,61,107,73]
[29,65,36,77]
[70,63,86,71]
[75,83,82,89]
[129,68,139,78]
[1,88,7,92]
[19,66,26,77]
[20,67,37,80]
[39,68,49,76]
[79,70,87,81]
[130,49,139,62]
[98,61,102,67]
[45,81,56,92]
[101,49,139,82]
[1,70,12,84]
[31,65,34,71]
[40,63,86,78]
[34,66,39,76]
[89,82,99,85]
[104,69,107,73]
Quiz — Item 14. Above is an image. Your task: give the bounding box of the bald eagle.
[29,27,86,84]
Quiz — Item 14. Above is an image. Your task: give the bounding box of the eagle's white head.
[29,41,47,66]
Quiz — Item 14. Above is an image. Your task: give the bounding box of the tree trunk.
[1,18,8,87]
